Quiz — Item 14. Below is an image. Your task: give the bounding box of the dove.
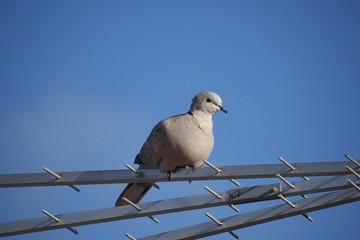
[115,91,227,206]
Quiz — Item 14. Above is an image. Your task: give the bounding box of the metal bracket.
[1,174,359,237]
[1,156,359,238]
[140,188,360,240]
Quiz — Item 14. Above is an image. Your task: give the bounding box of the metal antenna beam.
[1,161,359,188]
[140,188,360,240]
[0,174,358,237]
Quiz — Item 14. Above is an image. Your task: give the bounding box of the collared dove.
[115,91,227,206]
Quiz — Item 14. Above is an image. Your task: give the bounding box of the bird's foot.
[187,166,196,183]
[167,171,174,181]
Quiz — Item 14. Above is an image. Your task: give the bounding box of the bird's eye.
[206,98,212,103]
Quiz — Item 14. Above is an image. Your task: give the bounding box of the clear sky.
[1,0,360,239]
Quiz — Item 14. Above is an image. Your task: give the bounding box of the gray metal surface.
[141,188,360,240]
[1,174,358,237]
[1,161,359,188]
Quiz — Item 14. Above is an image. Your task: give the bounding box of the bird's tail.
[115,182,153,206]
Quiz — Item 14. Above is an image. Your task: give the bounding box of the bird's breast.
[164,116,214,167]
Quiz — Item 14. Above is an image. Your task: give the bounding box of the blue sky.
[1,0,360,239]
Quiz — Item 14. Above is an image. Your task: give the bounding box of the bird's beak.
[220,106,228,113]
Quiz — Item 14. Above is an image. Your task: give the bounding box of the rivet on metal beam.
[345,165,360,179]
[203,160,240,186]
[345,154,360,168]
[229,190,240,198]
[205,212,239,239]
[42,209,78,234]
[43,167,80,192]
[204,186,239,212]
[276,173,295,189]
[347,179,360,192]
[124,232,137,240]
[121,197,160,223]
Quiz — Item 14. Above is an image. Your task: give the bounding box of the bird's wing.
[134,118,169,169]
[116,119,171,207]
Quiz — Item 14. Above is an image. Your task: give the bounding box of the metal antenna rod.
[278,157,312,206]
[204,185,222,199]
[346,165,360,179]
[205,212,239,239]
[277,168,313,224]
[278,156,296,170]
[124,232,137,240]
[203,160,240,186]
[125,164,161,190]
[203,160,222,173]
[41,209,78,235]
[205,212,223,226]
[345,154,360,168]
[125,164,142,176]
[276,173,295,189]
[121,197,160,223]
[347,179,360,192]
[43,167,80,192]
[278,194,297,208]
[278,156,309,180]
[204,186,240,212]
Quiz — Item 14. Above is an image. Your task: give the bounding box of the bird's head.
[190,91,228,115]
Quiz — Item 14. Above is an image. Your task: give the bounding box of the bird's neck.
[189,110,213,130]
